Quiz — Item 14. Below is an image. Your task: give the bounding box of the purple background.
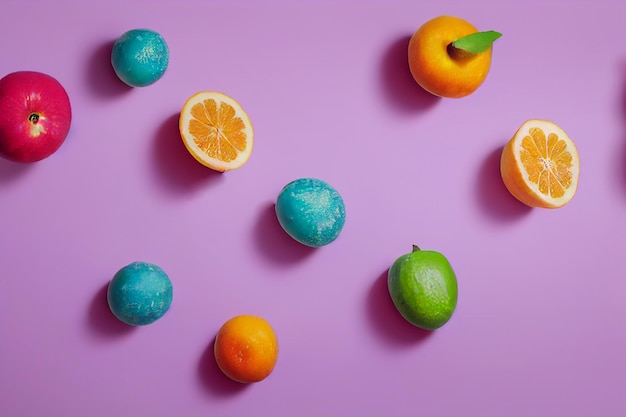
[1,1,625,416]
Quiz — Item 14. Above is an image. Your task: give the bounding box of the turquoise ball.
[275,178,346,247]
[107,262,173,326]
[111,29,169,87]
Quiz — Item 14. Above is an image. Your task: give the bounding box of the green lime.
[387,245,458,330]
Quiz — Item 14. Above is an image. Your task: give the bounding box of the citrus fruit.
[107,261,173,326]
[179,91,253,172]
[500,119,580,208]
[214,315,279,383]
[275,177,346,247]
[388,245,458,330]
[408,15,500,98]
[111,29,169,87]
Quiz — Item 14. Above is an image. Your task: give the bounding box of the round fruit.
[500,119,580,209]
[111,29,169,87]
[214,315,279,383]
[408,15,498,98]
[179,91,253,172]
[275,177,346,247]
[107,261,173,326]
[388,245,458,330]
[0,71,72,163]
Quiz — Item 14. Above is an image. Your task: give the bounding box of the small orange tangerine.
[408,15,495,98]
[179,91,253,172]
[214,315,279,383]
[500,119,580,209]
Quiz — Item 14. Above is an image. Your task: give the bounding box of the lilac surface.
[1,1,625,416]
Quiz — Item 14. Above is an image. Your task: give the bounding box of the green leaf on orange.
[451,31,502,54]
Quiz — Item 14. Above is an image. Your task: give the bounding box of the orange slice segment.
[500,119,580,208]
[179,91,253,172]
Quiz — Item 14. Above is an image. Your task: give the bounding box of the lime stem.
[412,245,421,252]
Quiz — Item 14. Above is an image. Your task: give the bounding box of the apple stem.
[412,245,421,252]
[28,113,39,124]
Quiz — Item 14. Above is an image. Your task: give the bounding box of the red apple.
[0,71,72,163]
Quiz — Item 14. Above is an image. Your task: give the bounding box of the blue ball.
[275,178,346,247]
[107,262,173,326]
[111,29,169,87]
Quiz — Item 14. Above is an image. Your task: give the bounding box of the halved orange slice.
[500,119,580,208]
[179,91,253,172]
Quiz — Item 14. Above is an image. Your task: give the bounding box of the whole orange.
[408,15,494,98]
[214,315,279,383]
